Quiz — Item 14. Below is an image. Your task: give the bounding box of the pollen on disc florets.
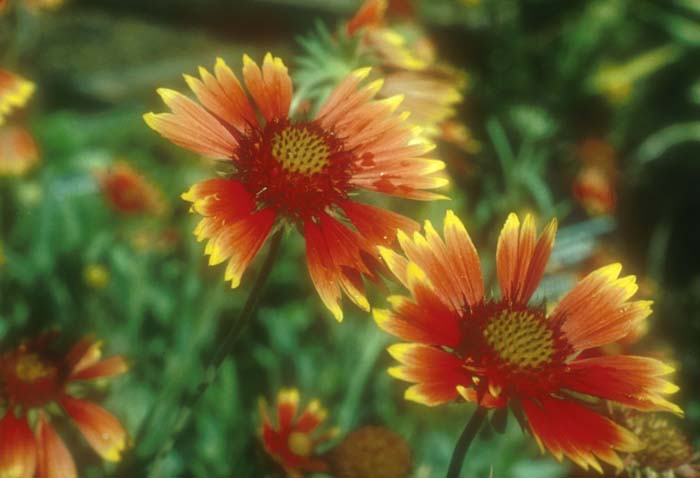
[271,125,330,175]
[234,118,357,221]
[483,308,555,369]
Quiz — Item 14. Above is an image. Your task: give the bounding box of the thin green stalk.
[446,406,488,478]
[118,230,283,476]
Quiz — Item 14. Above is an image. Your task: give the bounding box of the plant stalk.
[446,406,488,478]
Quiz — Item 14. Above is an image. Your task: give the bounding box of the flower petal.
[0,69,35,125]
[0,412,36,478]
[276,388,300,432]
[563,355,683,416]
[305,219,343,321]
[209,209,276,288]
[442,210,484,309]
[143,88,238,159]
[184,58,258,132]
[242,53,292,122]
[346,0,387,35]
[36,414,77,478]
[496,213,557,306]
[521,395,641,473]
[295,400,327,434]
[71,356,128,381]
[554,263,651,351]
[61,397,127,462]
[339,200,419,248]
[387,343,469,406]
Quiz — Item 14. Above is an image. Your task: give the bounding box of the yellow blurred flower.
[0,70,35,126]
[83,263,110,290]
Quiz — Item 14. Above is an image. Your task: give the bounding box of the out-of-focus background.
[1,0,699,477]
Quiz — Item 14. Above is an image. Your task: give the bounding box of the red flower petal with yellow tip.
[375,210,682,473]
[61,397,127,462]
[0,126,40,177]
[0,412,36,478]
[145,54,447,320]
[36,413,77,478]
[259,389,336,477]
[0,69,34,125]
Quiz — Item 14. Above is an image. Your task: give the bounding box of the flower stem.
[446,406,488,478]
[119,230,283,476]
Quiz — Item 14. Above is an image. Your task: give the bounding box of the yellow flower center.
[271,126,330,175]
[15,353,55,382]
[483,309,554,368]
[288,431,313,457]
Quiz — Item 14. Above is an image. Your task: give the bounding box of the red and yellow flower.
[258,388,338,477]
[96,161,166,216]
[144,54,447,320]
[374,210,682,473]
[0,70,40,177]
[0,333,128,478]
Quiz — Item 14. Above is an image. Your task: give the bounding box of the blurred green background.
[1,0,699,477]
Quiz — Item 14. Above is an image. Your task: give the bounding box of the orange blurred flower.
[0,126,40,177]
[259,389,338,477]
[96,161,166,216]
[346,0,477,152]
[572,138,617,216]
[0,333,128,478]
[144,54,447,320]
[374,211,681,473]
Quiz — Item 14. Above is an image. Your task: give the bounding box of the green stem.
[118,230,283,476]
[446,406,488,478]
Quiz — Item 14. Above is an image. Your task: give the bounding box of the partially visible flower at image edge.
[259,388,338,477]
[374,210,682,473]
[617,409,700,478]
[0,333,128,478]
[144,53,447,321]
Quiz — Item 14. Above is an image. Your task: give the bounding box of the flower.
[572,138,617,216]
[83,263,110,289]
[374,210,682,473]
[327,425,412,478]
[346,0,474,151]
[144,54,446,320]
[619,410,700,478]
[0,70,34,125]
[0,126,40,177]
[258,388,338,477]
[0,333,128,478]
[96,161,166,215]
